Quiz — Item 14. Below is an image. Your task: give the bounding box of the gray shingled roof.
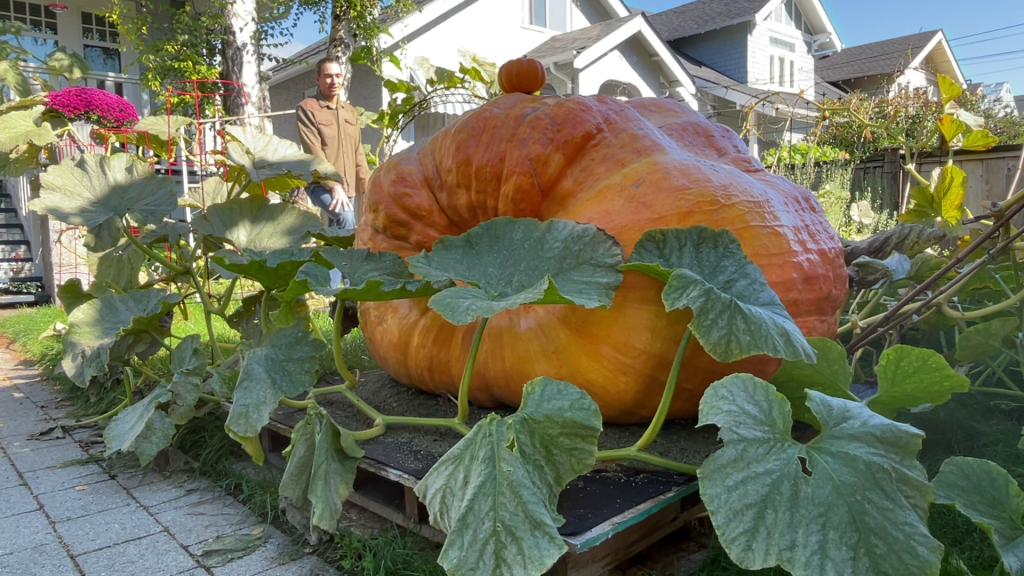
[269,0,436,75]
[676,52,839,109]
[648,0,771,42]
[815,30,940,83]
[526,15,640,61]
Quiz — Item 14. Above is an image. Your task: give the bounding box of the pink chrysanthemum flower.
[44,86,138,129]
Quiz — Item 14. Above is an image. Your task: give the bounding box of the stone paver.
[0,484,39,519]
[0,335,339,576]
[55,504,163,556]
[0,542,80,576]
[0,510,58,556]
[37,479,137,522]
[76,532,200,576]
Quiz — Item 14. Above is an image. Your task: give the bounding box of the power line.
[959,49,1024,62]
[952,31,1024,47]
[967,64,1024,76]
[962,55,1024,68]
[948,22,1024,41]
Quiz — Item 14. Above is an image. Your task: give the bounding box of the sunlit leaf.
[408,217,623,325]
[223,126,341,193]
[624,226,814,363]
[319,247,450,302]
[769,337,855,426]
[961,129,999,151]
[56,278,95,315]
[191,194,321,252]
[45,45,90,83]
[867,345,970,417]
[88,238,145,293]
[210,247,312,290]
[415,377,602,576]
[103,386,174,466]
[698,374,942,576]
[0,106,56,153]
[0,60,32,99]
[30,153,178,228]
[938,115,968,143]
[938,74,963,106]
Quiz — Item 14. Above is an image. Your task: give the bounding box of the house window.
[0,0,58,61]
[790,60,794,88]
[530,0,567,32]
[81,12,121,74]
[778,56,785,86]
[770,37,796,52]
[769,56,774,84]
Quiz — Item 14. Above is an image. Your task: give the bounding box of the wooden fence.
[850,144,1023,218]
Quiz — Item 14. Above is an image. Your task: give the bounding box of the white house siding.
[577,36,663,98]
[670,26,748,84]
[836,69,938,99]
[747,16,815,94]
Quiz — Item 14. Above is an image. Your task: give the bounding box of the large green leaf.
[223,126,341,192]
[62,289,182,387]
[0,60,32,99]
[624,227,814,363]
[956,318,1020,362]
[408,217,623,325]
[311,228,356,249]
[769,337,855,426]
[848,252,911,289]
[210,248,312,290]
[867,345,970,418]
[318,247,450,302]
[84,217,126,252]
[45,46,90,83]
[938,115,968,144]
[87,239,145,293]
[30,153,178,228]
[103,386,175,466]
[938,74,963,106]
[697,374,942,576]
[934,457,1024,576]
[108,115,194,158]
[414,377,602,575]
[961,129,999,151]
[137,220,191,246]
[0,106,56,153]
[191,194,321,252]
[900,166,967,231]
[308,415,363,541]
[0,142,42,178]
[225,321,326,438]
[278,262,333,302]
[279,412,318,537]
[56,279,95,315]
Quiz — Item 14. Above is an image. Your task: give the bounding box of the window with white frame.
[772,0,812,35]
[0,0,58,61]
[81,11,121,74]
[529,0,567,32]
[778,55,785,87]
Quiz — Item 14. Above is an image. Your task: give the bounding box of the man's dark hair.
[315,56,344,77]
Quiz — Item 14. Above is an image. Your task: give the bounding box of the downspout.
[549,65,574,95]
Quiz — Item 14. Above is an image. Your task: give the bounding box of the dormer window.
[529,0,567,32]
[772,0,810,35]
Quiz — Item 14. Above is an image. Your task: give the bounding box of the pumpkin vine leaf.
[30,153,178,228]
[316,247,450,302]
[225,321,326,439]
[61,289,183,387]
[415,377,602,575]
[955,317,1020,362]
[103,385,175,466]
[222,126,342,194]
[770,337,856,427]
[191,194,322,252]
[933,457,1024,576]
[210,248,314,291]
[623,226,815,363]
[697,374,943,576]
[407,217,624,325]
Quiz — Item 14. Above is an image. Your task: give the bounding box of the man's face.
[317,62,344,99]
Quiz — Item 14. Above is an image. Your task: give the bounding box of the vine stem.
[186,266,224,364]
[634,328,691,451]
[64,398,129,428]
[594,448,699,476]
[457,317,489,424]
[332,300,357,386]
[197,393,223,404]
[123,226,186,274]
[260,290,273,340]
[147,330,173,353]
[313,385,470,435]
[970,387,1024,400]
[939,287,1024,321]
[984,359,1022,393]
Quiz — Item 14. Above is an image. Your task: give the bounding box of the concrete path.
[0,340,338,576]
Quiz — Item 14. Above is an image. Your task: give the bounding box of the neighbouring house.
[968,81,1017,117]
[267,0,699,155]
[815,30,965,99]
[646,0,844,157]
[1016,94,1024,116]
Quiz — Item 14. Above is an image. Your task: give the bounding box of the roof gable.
[649,0,771,41]
[815,30,960,84]
[527,15,639,62]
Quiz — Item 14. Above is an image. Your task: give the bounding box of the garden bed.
[258,371,720,574]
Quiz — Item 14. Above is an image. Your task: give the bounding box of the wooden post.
[881,148,902,215]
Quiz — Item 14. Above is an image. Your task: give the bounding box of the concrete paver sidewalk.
[0,340,337,576]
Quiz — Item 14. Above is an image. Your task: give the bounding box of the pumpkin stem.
[333,298,358,386]
[456,316,489,424]
[594,448,698,476]
[634,327,691,451]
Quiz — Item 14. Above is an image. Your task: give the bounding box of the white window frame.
[526,0,568,32]
[0,0,59,60]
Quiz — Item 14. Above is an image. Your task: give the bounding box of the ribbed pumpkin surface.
[354,94,848,424]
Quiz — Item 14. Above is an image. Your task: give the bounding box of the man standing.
[296,56,370,229]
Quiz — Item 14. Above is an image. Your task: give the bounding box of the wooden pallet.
[254,377,711,576]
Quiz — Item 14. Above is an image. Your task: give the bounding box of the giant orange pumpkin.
[354,94,848,424]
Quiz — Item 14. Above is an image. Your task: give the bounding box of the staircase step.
[0,208,15,214]
[0,293,49,305]
[0,276,44,283]
[0,193,10,198]
[0,224,24,229]
[0,257,33,263]
[0,240,30,246]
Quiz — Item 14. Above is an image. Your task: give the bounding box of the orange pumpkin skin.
[498,58,547,94]
[355,94,848,424]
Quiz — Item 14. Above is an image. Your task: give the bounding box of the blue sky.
[275,0,1024,94]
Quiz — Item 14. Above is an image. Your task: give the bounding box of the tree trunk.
[222,0,271,132]
[326,0,355,101]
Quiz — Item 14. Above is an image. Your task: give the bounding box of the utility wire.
[948,22,1024,41]
[959,49,1024,62]
[951,30,1024,47]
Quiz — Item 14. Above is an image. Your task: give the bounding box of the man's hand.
[326,181,352,212]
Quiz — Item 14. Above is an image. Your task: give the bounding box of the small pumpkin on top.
[498,57,547,95]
